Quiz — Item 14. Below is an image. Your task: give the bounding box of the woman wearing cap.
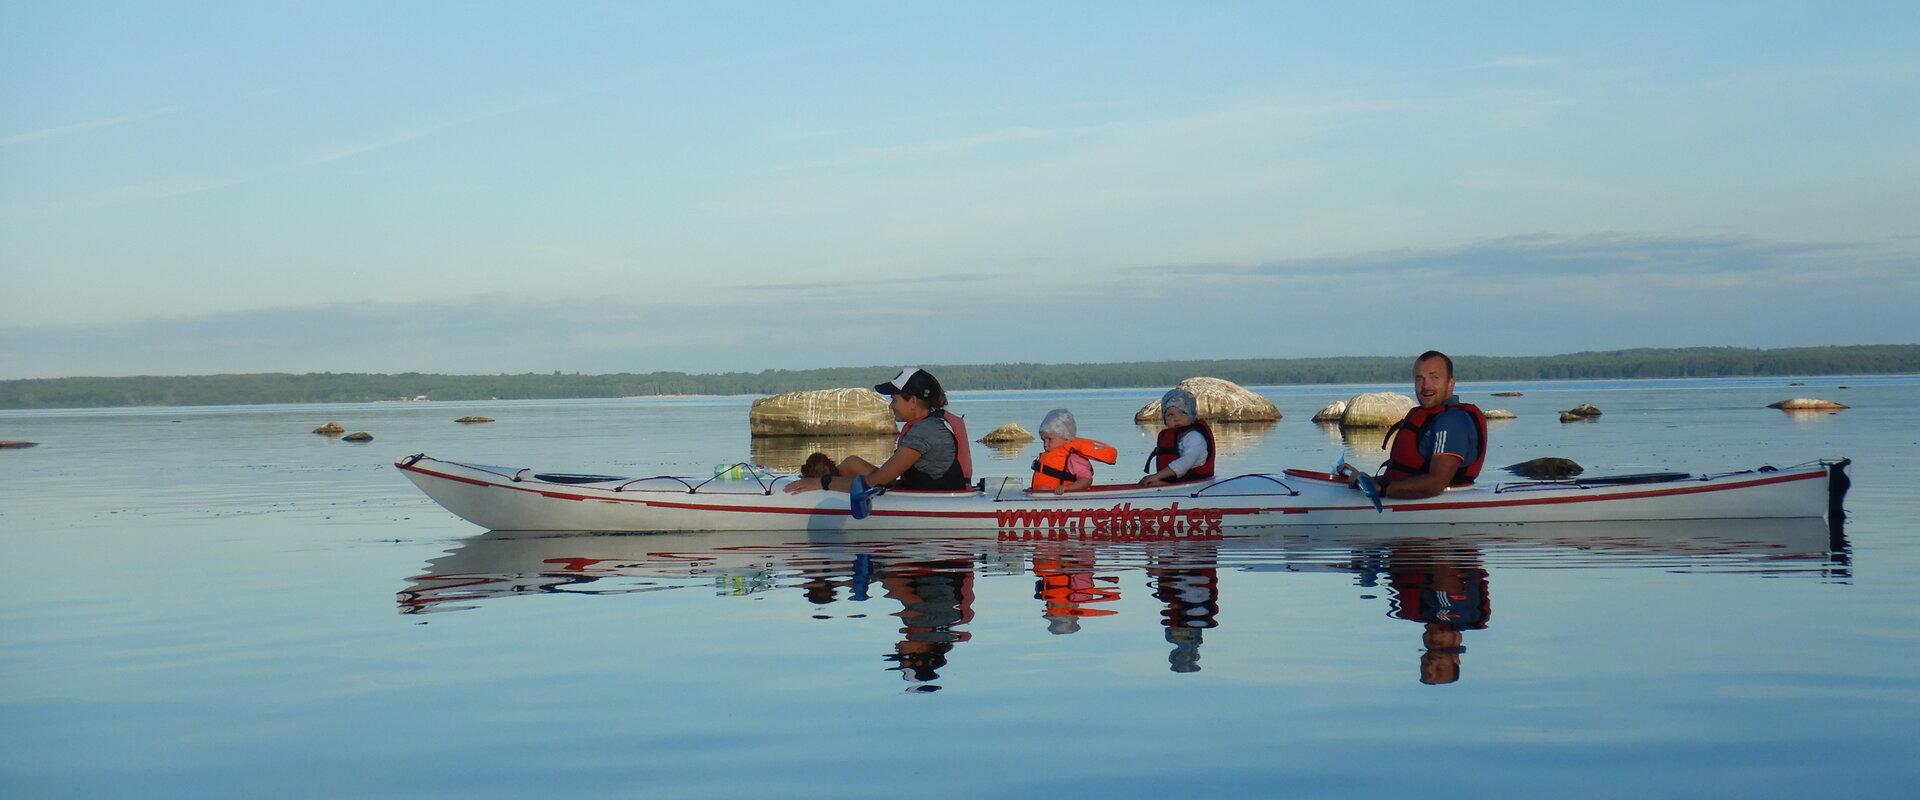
[784,367,974,494]
[1140,387,1215,486]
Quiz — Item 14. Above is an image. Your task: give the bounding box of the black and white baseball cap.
[874,367,942,401]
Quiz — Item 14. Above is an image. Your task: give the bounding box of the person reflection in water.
[878,558,975,691]
[1148,550,1221,673]
[1032,547,1120,634]
[1384,544,1490,685]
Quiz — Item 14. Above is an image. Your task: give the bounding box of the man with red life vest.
[1342,350,1488,499]
[1141,387,1215,486]
[1030,408,1118,493]
[784,367,974,494]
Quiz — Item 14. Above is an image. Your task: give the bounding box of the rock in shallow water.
[1767,398,1849,411]
[977,422,1035,443]
[1340,392,1416,428]
[342,432,373,442]
[1133,377,1282,423]
[750,388,896,436]
[1507,457,1583,479]
[1483,409,1516,420]
[1312,401,1347,423]
[455,416,495,424]
[1564,403,1602,418]
[313,422,345,435]
[0,440,38,449]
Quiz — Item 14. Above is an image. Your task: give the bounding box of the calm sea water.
[2,376,1917,798]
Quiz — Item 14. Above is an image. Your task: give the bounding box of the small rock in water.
[1311,400,1348,423]
[1483,409,1517,420]
[1788,382,1805,386]
[342,432,374,442]
[1507,457,1583,479]
[977,422,1036,443]
[455,416,495,424]
[313,422,346,435]
[1559,411,1585,423]
[1563,403,1602,418]
[1767,398,1849,411]
[1491,391,1524,397]
[0,440,39,449]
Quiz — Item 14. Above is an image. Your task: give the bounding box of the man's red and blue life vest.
[1380,400,1487,486]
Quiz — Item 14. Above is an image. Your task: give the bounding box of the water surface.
[2,376,1915,798]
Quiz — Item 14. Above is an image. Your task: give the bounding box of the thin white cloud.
[0,105,183,147]
[1468,55,1561,70]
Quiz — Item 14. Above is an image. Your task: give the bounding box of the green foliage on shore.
[3,345,1915,409]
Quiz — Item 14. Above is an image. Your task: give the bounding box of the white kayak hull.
[396,454,1849,534]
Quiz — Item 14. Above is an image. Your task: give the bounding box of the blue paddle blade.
[850,475,871,520]
[1352,473,1385,513]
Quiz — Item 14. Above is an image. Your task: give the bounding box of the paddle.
[1334,458,1385,513]
[849,475,888,520]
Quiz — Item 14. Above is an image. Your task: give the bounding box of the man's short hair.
[1416,350,1454,378]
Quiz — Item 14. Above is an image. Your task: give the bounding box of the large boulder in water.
[1507,457,1583,479]
[1132,377,1281,423]
[342,432,373,442]
[1483,408,1516,420]
[1340,392,1416,428]
[1767,398,1849,411]
[750,388,897,437]
[1312,400,1347,423]
[1564,403,1602,418]
[313,422,345,435]
[978,422,1035,443]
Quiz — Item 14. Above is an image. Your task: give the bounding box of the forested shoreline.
[4,345,1914,410]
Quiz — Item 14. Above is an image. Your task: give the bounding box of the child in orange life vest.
[1030,409,1118,494]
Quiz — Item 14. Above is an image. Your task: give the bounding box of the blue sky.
[2,2,1915,378]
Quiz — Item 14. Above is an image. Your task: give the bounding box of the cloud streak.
[1140,232,1887,283]
[0,105,183,147]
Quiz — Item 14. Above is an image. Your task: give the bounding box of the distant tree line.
[3,345,1915,410]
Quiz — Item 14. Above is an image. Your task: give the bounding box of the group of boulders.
[309,415,497,442]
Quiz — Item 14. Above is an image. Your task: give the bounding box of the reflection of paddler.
[878,559,975,687]
[1384,544,1489,685]
[1032,549,1121,634]
[1149,553,1221,673]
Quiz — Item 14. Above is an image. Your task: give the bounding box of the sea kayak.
[395,454,1850,534]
